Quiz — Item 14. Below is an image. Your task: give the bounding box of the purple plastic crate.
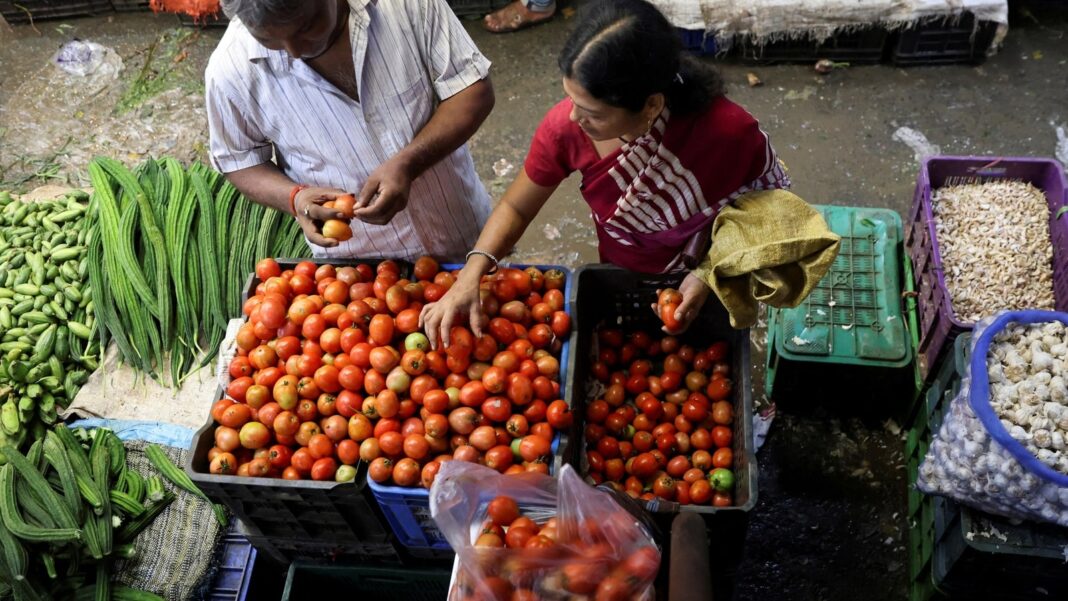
[905,156,1068,380]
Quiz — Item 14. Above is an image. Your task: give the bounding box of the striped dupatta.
[584,105,790,273]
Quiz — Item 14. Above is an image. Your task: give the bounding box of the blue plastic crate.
[369,434,561,554]
[369,264,573,555]
[677,28,718,55]
[206,532,257,601]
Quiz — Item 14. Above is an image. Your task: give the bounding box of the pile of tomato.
[452,495,660,601]
[584,328,736,506]
[205,257,573,486]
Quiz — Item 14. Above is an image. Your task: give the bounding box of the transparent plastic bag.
[917,310,1068,526]
[431,462,660,600]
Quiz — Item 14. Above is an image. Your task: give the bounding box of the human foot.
[482,1,556,33]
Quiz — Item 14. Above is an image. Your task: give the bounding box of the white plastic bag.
[431,462,661,600]
[917,310,1068,526]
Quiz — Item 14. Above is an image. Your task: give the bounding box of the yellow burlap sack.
[694,190,840,328]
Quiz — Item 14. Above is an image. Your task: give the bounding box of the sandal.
[482,0,556,34]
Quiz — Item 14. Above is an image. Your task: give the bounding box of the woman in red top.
[421,0,789,345]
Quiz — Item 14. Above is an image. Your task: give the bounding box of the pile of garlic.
[988,321,1068,474]
[933,181,1055,324]
[918,319,1068,527]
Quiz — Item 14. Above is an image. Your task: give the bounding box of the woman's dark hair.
[558,0,725,115]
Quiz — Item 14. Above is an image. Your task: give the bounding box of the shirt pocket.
[369,76,433,154]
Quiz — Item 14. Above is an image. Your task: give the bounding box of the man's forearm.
[225,163,299,216]
[394,78,495,179]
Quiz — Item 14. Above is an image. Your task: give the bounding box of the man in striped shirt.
[206,0,494,261]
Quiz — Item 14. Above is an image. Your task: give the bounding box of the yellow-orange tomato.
[322,219,353,241]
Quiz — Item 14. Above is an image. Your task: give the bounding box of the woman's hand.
[419,273,488,349]
[653,272,712,334]
[294,187,347,247]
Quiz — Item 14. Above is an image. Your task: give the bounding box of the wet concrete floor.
[2,3,1068,600]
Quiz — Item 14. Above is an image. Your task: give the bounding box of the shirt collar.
[246,0,376,67]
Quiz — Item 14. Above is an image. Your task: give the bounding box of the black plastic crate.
[109,0,148,11]
[282,562,451,601]
[187,413,398,548]
[742,27,888,64]
[1,0,111,23]
[565,264,755,586]
[178,10,229,28]
[566,264,753,593]
[185,257,414,555]
[892,13,999,66]
[244,530,401,567]
[447,0,509,20]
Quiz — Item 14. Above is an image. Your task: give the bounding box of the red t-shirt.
[524,96,789,273]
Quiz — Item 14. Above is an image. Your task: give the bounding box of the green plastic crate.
[766,205,912,399]
[281,562,451,601]
[907,332,1068,600]
[905,339,960,601]
[905,254,922,403]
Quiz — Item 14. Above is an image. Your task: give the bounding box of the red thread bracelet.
[288,185,307,216]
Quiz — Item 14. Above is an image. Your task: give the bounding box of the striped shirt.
[525,96,789,273]
[205,0,493,261]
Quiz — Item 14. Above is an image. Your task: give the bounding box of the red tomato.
[690,478,712,504]
[228,356,253,379]
[313,364,341,393]
[522,400,548,424]
[302,314,327,341]
[712,447,733,469]
[214,426,240,452]
[392,458,421,486]
[481,397,512,423]
[226,377,254,403]
[712,402,733,426]
[218,404,252,428]
[518,435,551,463]
[707,377,732,401]
[403,434,430,460]
[659,303,681,330]
[546,400,572,429]
[713,424,730,448]
[309,457,337,481]
[369,314,394,346]
[410,256,438,281]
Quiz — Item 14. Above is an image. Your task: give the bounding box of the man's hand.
[294,187,347,247]
[355,158,413,226]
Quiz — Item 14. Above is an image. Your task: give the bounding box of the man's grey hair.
[219,0,310,27]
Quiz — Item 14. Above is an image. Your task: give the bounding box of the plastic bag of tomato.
[567,265,757,515]
[432,461,660,601]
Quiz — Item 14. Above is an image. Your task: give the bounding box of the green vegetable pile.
[0,191,99,454]
[87,157,309,387]
[0,426,221,601]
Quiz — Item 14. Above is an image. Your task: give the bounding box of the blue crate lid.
[206,533,256,601]
[772,205,911,368]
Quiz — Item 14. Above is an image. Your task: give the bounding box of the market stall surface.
[2,4,1068,600]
